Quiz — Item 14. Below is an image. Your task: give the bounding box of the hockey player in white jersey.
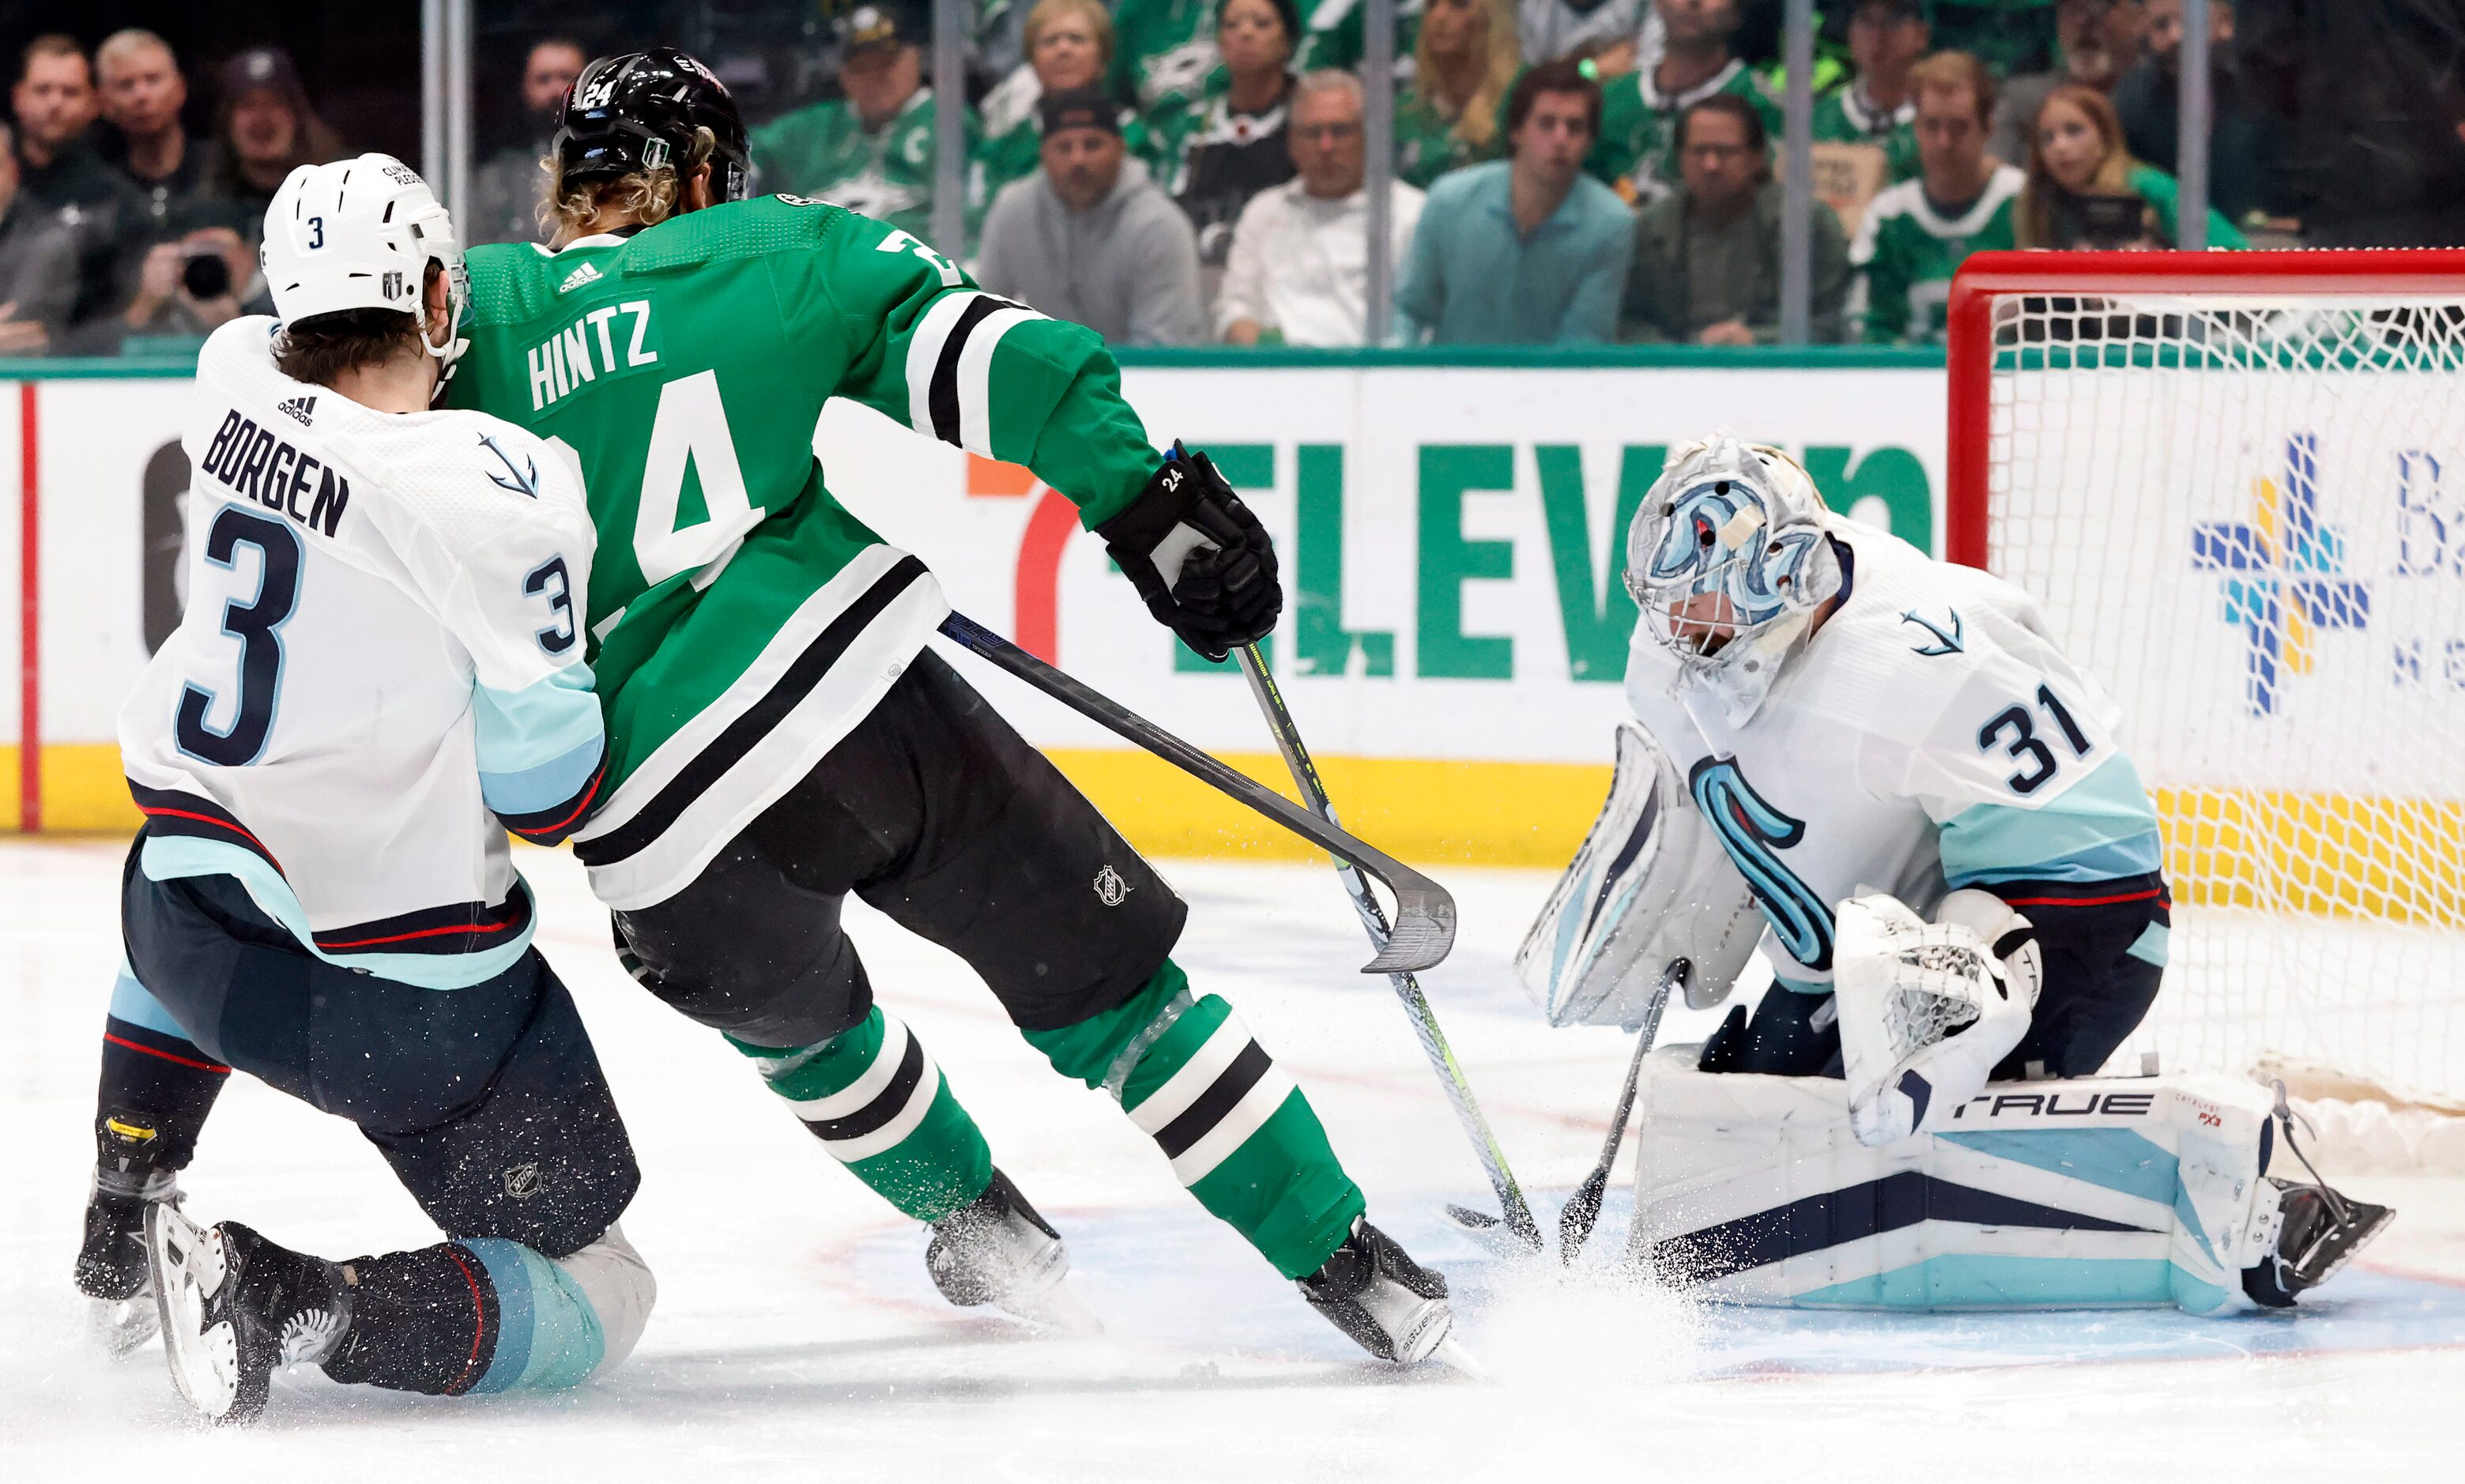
[69,156,654,1422]
[1593,435,2388,1306]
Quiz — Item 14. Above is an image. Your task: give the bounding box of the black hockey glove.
[1096,442,1283,661]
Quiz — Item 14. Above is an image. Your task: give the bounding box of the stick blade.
[1557,1172,1610,1264]
[1361,885,1457,974]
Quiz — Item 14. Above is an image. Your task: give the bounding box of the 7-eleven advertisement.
[8,364,1945,859]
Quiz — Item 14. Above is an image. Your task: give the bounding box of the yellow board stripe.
[21,743,2465,925]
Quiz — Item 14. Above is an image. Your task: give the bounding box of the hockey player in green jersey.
[450,48,1455,1365]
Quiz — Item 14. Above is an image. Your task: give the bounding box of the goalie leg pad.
[1630,1055,2285,1313]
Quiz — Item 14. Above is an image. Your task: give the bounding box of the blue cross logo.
[2190,433,2369,717]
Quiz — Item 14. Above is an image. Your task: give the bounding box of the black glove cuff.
[1097,450,1212,553]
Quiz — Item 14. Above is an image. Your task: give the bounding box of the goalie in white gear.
[71,156,654,1422]
[1601,435,2388,1308]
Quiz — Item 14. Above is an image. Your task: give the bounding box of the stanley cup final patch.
[1094,865,1131,907]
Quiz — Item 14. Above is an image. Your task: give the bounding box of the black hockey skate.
[77,1110,187,1359]
[146,1207,352,1424]
[2241,1177,2395,1309]
[1298,1218,1454,1365]
[925,1169,1100,1334]
[78,1165,179,1358]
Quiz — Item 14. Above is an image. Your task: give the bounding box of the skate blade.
[2310,1202,2399,1289]
[146,1206,246,1422]
[86,1293,160,1361]
[1002,1273,1106,1337]
[1431,1335,1489,1381]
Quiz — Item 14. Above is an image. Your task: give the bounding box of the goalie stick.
[1556,962,1685,1263]
[1231,643,1544,1255]
[936,612,1457,975]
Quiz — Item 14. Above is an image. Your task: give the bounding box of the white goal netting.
[1969,277,2465,1115]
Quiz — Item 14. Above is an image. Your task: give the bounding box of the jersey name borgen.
[120,318,605,989]
[449,195,1164,911]
[1624,518,2165,989]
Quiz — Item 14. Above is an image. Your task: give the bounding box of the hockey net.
[1947,250,2465,1163]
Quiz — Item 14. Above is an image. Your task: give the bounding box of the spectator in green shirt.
[2016,82,2244,248]
[1851,50,2022,345]
[1593,0,1779,205]
[748,4,973,250]
[1396,59,1636,344]
[1395,0,1521,188]
[1814,0,1928,184]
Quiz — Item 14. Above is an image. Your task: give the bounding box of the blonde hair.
[95,28,174,80]
[1412,0,1519,153]
[1906,50,1994,126]
[545,126,718,243]
[1023,0,1116,72]
[2016,84,2138,248]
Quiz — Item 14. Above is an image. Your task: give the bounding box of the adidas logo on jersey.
[559,262,604,293]
[276,394,316,427]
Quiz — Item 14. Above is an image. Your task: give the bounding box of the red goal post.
[1940,249,2465,1147]
[1947,248,2465,569]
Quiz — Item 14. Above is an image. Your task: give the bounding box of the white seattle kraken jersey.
[1625,517,2164,990]
[119,318,603,988]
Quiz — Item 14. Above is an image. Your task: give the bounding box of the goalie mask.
[1625,438,1841,725]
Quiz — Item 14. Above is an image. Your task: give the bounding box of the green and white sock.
[1027,960,1366,1279]
[731,1007,993,1223]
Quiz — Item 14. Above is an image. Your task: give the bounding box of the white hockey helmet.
[1625,436,1841,717]
[261,153,469,367]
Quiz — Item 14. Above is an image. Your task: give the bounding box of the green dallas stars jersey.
[1110,0,1223,113]
[748,89,977,247]
[1811,84,1919,186]
[1848,164,2023,345]
[1592,60,1781,205]
[448,195,1159,909]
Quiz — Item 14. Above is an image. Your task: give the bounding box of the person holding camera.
[76,224,268,355]
[2015,83,2243,249]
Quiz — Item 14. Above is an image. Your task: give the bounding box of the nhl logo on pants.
[1093,866,1131,907]
[502,1162,544,1201]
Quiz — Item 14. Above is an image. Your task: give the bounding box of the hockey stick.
[1231,643,1546,1254]
[1556,962,1685,1264]
[936,612,1456,974]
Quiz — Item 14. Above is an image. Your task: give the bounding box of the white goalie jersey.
[119,318,602,988]
[1623,514,2166,992]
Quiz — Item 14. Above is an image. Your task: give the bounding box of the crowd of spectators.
[687,0,2349,348]
[0,29,346,356]
[0,0,2456,358]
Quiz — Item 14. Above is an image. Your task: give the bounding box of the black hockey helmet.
[552,47,752,206]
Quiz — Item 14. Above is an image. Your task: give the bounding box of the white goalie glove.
[1834,889,2045,1147]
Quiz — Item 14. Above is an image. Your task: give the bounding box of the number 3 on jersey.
[633,369,759,587]
[175,507,301,766]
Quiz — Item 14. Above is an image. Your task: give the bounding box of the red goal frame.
[1943,248,2465,571]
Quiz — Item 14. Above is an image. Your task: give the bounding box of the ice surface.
[6,839,2460,1481]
